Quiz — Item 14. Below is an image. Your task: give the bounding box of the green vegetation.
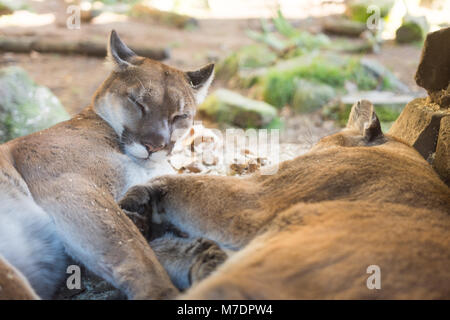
[213,9,407,129]
[262,54,380,108]
[216,44,278,80]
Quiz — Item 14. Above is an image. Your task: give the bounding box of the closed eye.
[128,96,146,116]
[172,113,189,123]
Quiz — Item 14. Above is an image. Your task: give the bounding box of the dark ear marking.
[185,63,215,104]
[107,30,137,70]
[363,112,383,142]
[186,63,215,88]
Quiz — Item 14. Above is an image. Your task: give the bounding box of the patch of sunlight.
[92,12,128,25]
[145,0,346,20]
[0,10,55,27]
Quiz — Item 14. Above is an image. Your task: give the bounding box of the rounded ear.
[107,30,137,70]
[186,63,215,104]
[347,100,383,141]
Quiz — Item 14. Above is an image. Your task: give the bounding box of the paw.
[119,185,152,215]
[119,178,168,216]
[189,239,228,285]
[123,209,150,238]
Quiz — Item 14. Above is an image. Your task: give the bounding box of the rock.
[129,3,198,29]
[428,84,450,108]
[0,0,26,16]
[0,1,13,16]
[433,116,450,185]
[80,9,102,23]
[0,66,70,143]
[292,79,335,113]
[388,98,449,161]
[323,18,368,37]
[415,27,450,93]
[395,16,429,44]
[198,89,279,129]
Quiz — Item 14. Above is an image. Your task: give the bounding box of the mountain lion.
[0,30,214,299]
[120,100,450,299]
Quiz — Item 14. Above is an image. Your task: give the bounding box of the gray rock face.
[0,66,69,143]
[415,27,450,93]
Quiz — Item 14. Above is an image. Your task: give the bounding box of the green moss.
[262,54,378,108]
[395,22,424,43]
[199,89,278,129]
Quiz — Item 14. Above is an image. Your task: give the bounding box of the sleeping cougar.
[120,100,450,299]
[0,30,214,299]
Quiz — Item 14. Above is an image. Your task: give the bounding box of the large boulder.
[415,27,450,95]
[434,116,450,184]
[390,26,450,185]
[198,89,279,129]
[0,66,69,143]
[388,98,447,161]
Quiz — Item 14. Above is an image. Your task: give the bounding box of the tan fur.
[0,256,39,300]
[120,100,450,299]
[0,31,214,299]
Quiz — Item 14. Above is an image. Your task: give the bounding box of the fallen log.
[0,37,170,60]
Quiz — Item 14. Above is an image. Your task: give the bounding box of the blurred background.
[0,0,449,164]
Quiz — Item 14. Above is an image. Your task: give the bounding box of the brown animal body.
[0,30,214,299]
[120,100,450,299]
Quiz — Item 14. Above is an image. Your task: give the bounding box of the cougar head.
[313,100,387,150]
[93,30,214,160]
